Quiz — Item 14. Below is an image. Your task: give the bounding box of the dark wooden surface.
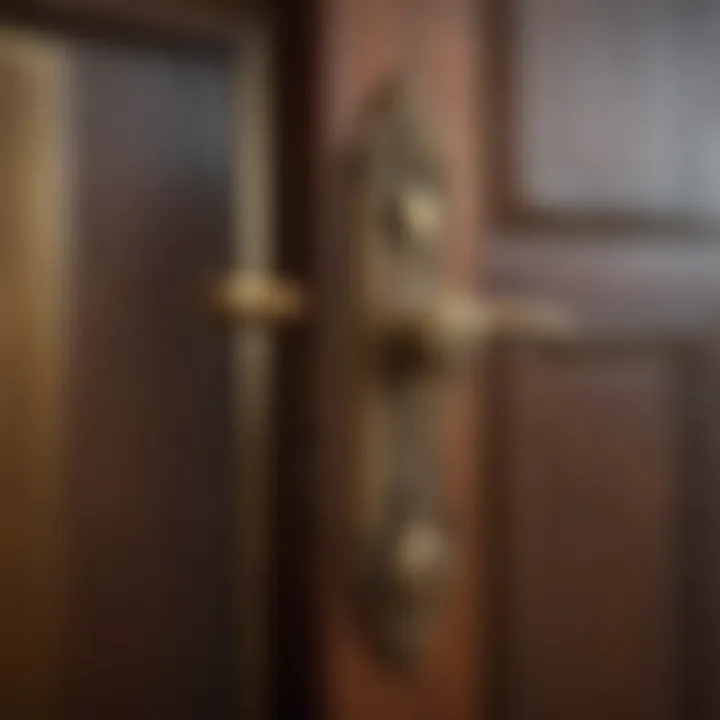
[273,2,320,717]
[69,43,236,717]
[484,1,720,718]
[3,0,245,42]
[488,340,689,719]
[0,33,67,716]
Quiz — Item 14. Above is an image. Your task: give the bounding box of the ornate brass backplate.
[345,80,571,667]
[348,81,453,667]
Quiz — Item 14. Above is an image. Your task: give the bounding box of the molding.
[0,29,70,717]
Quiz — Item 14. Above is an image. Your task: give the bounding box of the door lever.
[374,294,571,365]
[210,271,307,325]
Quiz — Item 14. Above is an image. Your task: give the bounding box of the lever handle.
[376,295,571,365]
[210,271,307,325]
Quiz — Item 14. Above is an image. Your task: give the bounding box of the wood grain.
[496,344,681,719]
[484,1,720,718]
[69,44,236,717]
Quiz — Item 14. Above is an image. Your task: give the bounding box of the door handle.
[210,81,570,668]
[210,272,307,325]
[347,82,571,666]
[373,293,570,364]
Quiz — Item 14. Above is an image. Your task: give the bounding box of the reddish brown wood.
[289,0,484,718]
[493,343,683,719]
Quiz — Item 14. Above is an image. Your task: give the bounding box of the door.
[0,17,249,718]
[1,2,485,716]
[484,1,720,719]
[276,1,720,719]
[3,1,717,720]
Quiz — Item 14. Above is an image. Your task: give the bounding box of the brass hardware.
[211,80,570,671]
[348,82,452,666]
[392,522,450,593]
[395,188,444,249]
[375,295,571,364]
[210,271,307,324]
[348,82,572,666]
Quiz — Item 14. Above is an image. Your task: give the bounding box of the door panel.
[69,45,235,716]
[490,342,689,719]
[496,0,720,219]
[513,0,720,214]
[0,27,237,717]
[486,0,720,718]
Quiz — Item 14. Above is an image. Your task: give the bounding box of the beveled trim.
[232,20,276,720]
[0,29,71,717]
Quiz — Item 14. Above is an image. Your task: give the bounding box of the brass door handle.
[374,295,571,363]
[210,272,307,325]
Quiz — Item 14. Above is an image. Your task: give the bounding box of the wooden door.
[277,1,720,719]
[0,16,246,718]
[70,43,237,718]
[484,1,720,719]
[1,1,485,714]
[5,2,718,720]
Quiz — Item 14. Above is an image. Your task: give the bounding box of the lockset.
[212,80,569,666]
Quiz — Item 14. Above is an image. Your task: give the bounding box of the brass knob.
[392,521,449,595]
[396,188,444,249]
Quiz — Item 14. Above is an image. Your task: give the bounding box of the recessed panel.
[70,46,235,716]
[513,0,720,215]
[500,345,681,719]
